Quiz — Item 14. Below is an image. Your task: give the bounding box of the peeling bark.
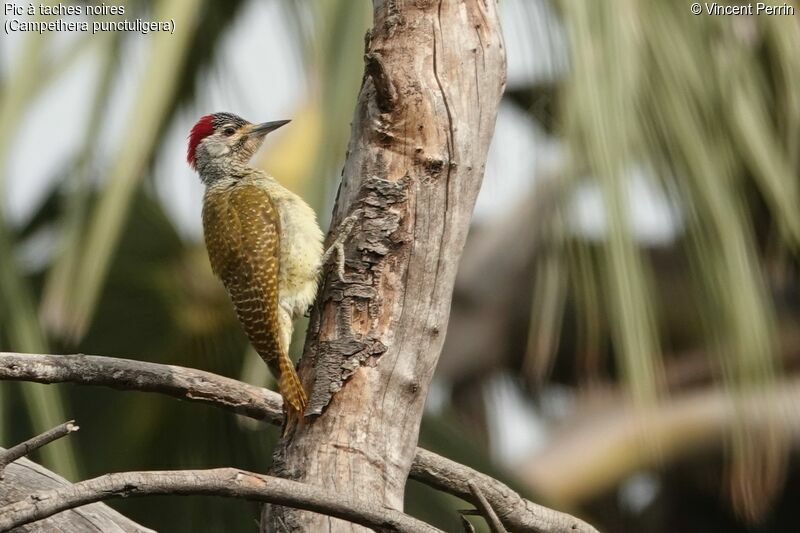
[264,0,506,530]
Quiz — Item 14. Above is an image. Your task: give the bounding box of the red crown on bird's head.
[186,114,215,169]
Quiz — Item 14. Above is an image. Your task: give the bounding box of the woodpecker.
[187,112,324,427]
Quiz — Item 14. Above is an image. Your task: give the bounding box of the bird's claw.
[321,210,361,281]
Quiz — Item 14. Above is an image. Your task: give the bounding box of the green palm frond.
[0,8,98,481]
[39,31,122,336]
[63,0,206,340]
[556,0,798,518]
[561,1,665,406]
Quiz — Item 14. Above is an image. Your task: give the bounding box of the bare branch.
[467,480,507,533]
[0,468,441,533]
[0,420,79,477]
[0,352,282,424]
[0,351,597,533]
[518,380,800,506]
[412,449,598,533]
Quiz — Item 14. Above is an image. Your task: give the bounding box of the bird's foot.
[321,209,361,281]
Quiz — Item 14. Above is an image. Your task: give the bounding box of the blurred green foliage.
[552,0,798,522]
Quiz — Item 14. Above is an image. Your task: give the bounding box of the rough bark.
[0,453,154,533]
[264,0,506,530]
[0,351,599,533]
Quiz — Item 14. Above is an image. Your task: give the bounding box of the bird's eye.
[222,127,236,136]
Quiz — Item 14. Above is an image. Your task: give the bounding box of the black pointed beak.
[248,119,290,137]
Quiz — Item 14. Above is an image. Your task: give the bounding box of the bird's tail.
[278,353,307,430]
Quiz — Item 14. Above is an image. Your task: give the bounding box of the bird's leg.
[321,209,361,280]
[305,211,362,316]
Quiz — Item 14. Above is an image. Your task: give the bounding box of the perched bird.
[187,112,325,427]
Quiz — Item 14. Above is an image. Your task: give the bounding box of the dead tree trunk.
[264,0,506,530]
[0,453,154,533]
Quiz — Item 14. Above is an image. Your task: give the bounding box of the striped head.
[187,112,289,184]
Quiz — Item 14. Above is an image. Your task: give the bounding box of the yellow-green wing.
[202,183,283,375]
